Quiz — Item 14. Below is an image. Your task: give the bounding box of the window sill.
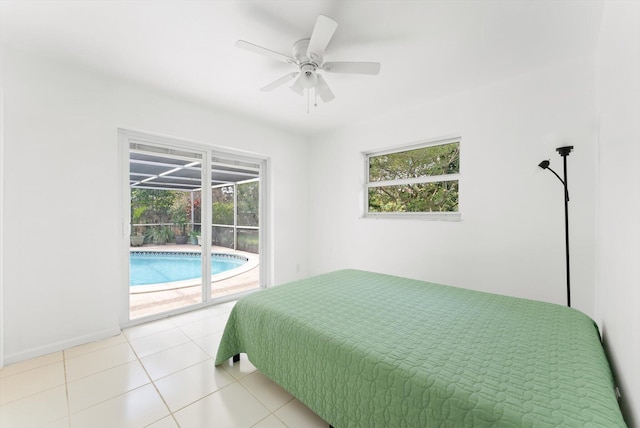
[362,212,461,221]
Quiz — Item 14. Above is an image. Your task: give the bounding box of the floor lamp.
[538,145,573,307]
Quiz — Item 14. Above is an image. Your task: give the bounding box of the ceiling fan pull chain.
[307,89,310,114]
[314,88,318,107]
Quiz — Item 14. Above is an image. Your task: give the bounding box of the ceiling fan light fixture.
[300,64,317,88]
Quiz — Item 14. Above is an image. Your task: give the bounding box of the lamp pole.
[557,146,573,308]
[538,145,573,307]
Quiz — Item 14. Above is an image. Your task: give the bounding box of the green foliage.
[130,180,260,248]
[212,202,234,225]
[170,199,189,235]
[144,225,174,244]
[131,206,147,235]
[212,226,234,248]
[238,229,259,253]
[237,181,259,227]
[131,189,177,223]
[212,186,234,225]
[211,181,259,227]
[131,189,195,237]
[368,182,459,213]
[369,142,459,181]
[190,191,202,224]
[368,143,459,213]
[131,206,147,222]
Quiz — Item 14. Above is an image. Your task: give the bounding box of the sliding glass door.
[121,130,267,322]
[128,143,206,320]
[210,157,262,299]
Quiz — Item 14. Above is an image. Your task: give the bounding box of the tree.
[212,186,234,225]
[368,143,459,213]
[237,181,259,227]
[130,189,177,223]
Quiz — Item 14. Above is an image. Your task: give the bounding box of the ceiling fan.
[236,15,381,104]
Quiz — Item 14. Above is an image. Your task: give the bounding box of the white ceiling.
[1,0,604,136]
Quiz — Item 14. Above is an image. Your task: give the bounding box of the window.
[365,137,460,220]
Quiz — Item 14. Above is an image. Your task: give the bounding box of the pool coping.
[129,247,259,294]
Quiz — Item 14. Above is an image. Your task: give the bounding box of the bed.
[214,269,625,427]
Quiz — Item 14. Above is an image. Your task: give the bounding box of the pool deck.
[129,244,260,319]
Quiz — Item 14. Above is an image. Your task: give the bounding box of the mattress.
[215,269,625,427]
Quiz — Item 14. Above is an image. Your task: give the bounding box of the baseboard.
[3,326,122,366]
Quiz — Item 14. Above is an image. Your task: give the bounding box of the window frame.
[363,135,461,221]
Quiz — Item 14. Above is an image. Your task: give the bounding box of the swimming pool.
[130,251,248,286]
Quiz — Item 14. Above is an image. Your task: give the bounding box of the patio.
[129,244,260,319]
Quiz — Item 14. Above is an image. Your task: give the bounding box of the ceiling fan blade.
[315,75,335,103]
[290,74,305,96]
[236,40,296,64]
[260,72,299,92]
[306,15,338,62]
[322,62,381,75]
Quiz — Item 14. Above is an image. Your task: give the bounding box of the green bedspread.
[215,269,625,427]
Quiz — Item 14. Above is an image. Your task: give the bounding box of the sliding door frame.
[118,129,270,327]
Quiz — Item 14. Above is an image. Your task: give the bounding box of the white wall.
[309,55,598,315]
[1,84,5,369]
[595,1,640,424]
[1,49,310,363]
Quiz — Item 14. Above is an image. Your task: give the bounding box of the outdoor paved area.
[129,244,260,320]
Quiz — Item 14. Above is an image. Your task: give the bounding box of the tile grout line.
[63,342,136,385]
[127,312,235,426]
[157,313,236,425]
[123,328,180,428]
[179,305,297,427]
[237,375,294,428]
[64,336,147,423]
[0,356,72,428]
[144,308,262,425]
[144,344,249,423]
[166,379,238,417]
[65,331,179,426]
[0,358,64,405]
[63,351,72,426]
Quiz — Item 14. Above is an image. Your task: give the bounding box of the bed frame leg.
[232,354,240,363]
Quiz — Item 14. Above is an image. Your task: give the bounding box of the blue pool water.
[130,252,247,286]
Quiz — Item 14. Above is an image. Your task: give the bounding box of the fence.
[131,223,259,254]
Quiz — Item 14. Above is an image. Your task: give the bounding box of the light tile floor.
[0,302,330,428]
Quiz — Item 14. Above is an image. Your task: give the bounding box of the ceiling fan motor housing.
[292,38,314,63]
